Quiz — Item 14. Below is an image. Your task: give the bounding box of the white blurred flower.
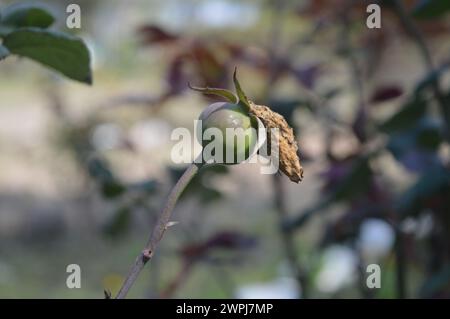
[358,218,395,260]
[128,119,172,151]
[235,277,300,299]
[195,0,259,28]
[316,245,358,294]
[90,123,124,151]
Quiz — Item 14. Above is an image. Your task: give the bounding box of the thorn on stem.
[104,289,112,299]
[166,221,179,229]
[142,249,153,261]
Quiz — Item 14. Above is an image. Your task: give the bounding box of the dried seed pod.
[249,101,304,183]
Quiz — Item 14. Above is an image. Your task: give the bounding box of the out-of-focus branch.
[389,0,450,298]
[265,0,307,298]
[392,0,450,138]
[342,15,366,110]
[116,162,202,298]
[394,226,407,299]
[97,92,171,112]
[273,174,309,298]
[160,260,193,298]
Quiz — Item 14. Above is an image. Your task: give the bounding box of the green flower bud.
[198,102,258,164]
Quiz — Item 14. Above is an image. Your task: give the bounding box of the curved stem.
[116,162,202,299]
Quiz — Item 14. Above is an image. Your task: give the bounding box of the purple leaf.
[370,85,403,103]
[291,64,321,89]
[138,25,178,45]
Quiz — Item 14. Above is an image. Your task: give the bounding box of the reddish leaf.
[320,159,354,193]
[191,44,228,88]
[417,20,450,36]
[179,231,256,261]
[291,64,322,89]
[166,54,188,94]
[297,0,367,18]
[370,85,403,103]
[138,25,178,45]
[225,44,269,72]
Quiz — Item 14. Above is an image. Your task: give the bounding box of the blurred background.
[0,0,449,298]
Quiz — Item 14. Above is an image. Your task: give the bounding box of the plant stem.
[273,174,308,298]
[160,260,194,298]
[116,162,202,299]
[264,0,307,298]
[394,228,407,299]
[392,0,450,137]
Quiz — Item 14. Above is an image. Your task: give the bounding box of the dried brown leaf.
[249,101,303,183]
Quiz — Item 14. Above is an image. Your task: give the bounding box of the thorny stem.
[392,0,450,139]
[116,162,202,299]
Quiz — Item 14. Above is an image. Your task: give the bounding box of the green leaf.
[3,28,92,84]
[282,155,374,232]
[415,61,450,93]
[128,179,158,194]
[386,118,443,173]
[103,207,131,239]
[379,96,427,133]
[416,120,443,150]
[0,44,9,60]
[233,68,251,111]
[188,83,237,104]
[328,156,373,203]
[87,157,124,199]
[396,164,450,217]
[412,0,450,19]
[0,3,55,36]
[420,266,450,297]
[388,118,443,155]
[101,180,126,199]
[87,157,115,181]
